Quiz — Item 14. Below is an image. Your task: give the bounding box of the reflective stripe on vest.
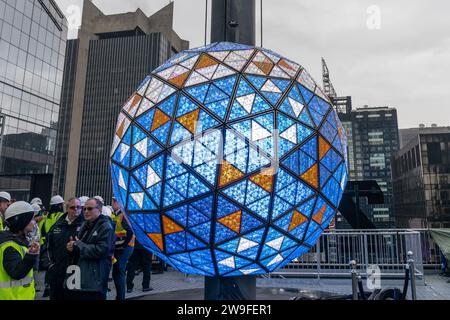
[0,241,35,300]
[128,235,136,247]
[0,276,33,289]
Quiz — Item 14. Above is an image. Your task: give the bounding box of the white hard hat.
[79,196,89,207]
[101,206,112,217]
[5,201,34,220]
[0,191,11,202]
[31,203,41,214]
[5,201,35,232]
[94,195,104,204]
[30,197,43,206]
[50,195,64,206]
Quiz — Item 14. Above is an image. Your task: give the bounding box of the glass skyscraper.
[393,127,450,228]
[0,0,67,201]
[53,1,189,201]
[337,106,400,229]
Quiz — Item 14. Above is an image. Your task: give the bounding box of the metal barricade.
[274,229,425,281]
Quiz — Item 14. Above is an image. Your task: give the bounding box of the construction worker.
[111,197,134,300]
[0,201,39,300]
[79,196,89,209]
[94,195,105,205]
[40,195,65,298]
[0,192,11,231]
[41,195,65,245]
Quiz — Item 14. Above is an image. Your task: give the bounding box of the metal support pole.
[407,251,417,300]
[350,260,359,300]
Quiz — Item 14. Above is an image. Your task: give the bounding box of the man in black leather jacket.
[66,198,115,300]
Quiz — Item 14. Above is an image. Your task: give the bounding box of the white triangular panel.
[237,238,259,253]
[134,138,148,157]
[136,99,154,117]
[234,49,254,60]
[266,236,284,251]
[196,64,219,79]
[269,65,290,79]
[218,256,235,269]
[180,55,199,69]
[236,94,256,113]
[297,69,316,92]
[185,71,209,87]
[119,143,130,161]
[251,121,272,141]
[118,170,127,190]
[212,64,235,80]
[131,192,144,209]
[209,51,230,61]
[240,269,259,275]
[289,97,304,117]
[157,65,177,80]
[267,254,283,266]
[261,80,281,93]
[280,125,297,144]
[146,165,161,189]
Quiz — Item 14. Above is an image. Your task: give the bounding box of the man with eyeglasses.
[66,198,115,300]
[45,197,83,300]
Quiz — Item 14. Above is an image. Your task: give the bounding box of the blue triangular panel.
[190,222,211,243]
[215,223,238,243]
[166,205,188,227]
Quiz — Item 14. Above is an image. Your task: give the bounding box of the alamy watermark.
[367,5,382,30]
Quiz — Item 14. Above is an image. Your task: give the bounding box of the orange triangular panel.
[151,108,171,132]
[313,205,327,224]
[169,71,190,88]
[219,160,245,187]
[249,167,275,192]
[148,233,164,251]
[218,210,242,233]
[127,94,141,113]
[278,59,296,71]
[162,216,184,235]
[289,210,308,232]
[177,109,200,134]
[300,164,319,188]
[196,54,218,69]
[116,120,125,138]
[318,136,331,160]
[254,58,274,75]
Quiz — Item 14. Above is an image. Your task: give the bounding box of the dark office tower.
[392,126,450,228]
[338,107,400,228]
[211,0,256,45]
[0,0,67,201]
[53,1,189,200]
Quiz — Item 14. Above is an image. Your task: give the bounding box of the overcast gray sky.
[54,0,450,129]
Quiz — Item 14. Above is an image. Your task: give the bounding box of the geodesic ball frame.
[110,42,348,277]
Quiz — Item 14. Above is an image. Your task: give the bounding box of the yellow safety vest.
[112,213,134,247]
[0,241,35,300]
[43,212,64,236]
[38,215,47,246]
[0,218,3,232]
